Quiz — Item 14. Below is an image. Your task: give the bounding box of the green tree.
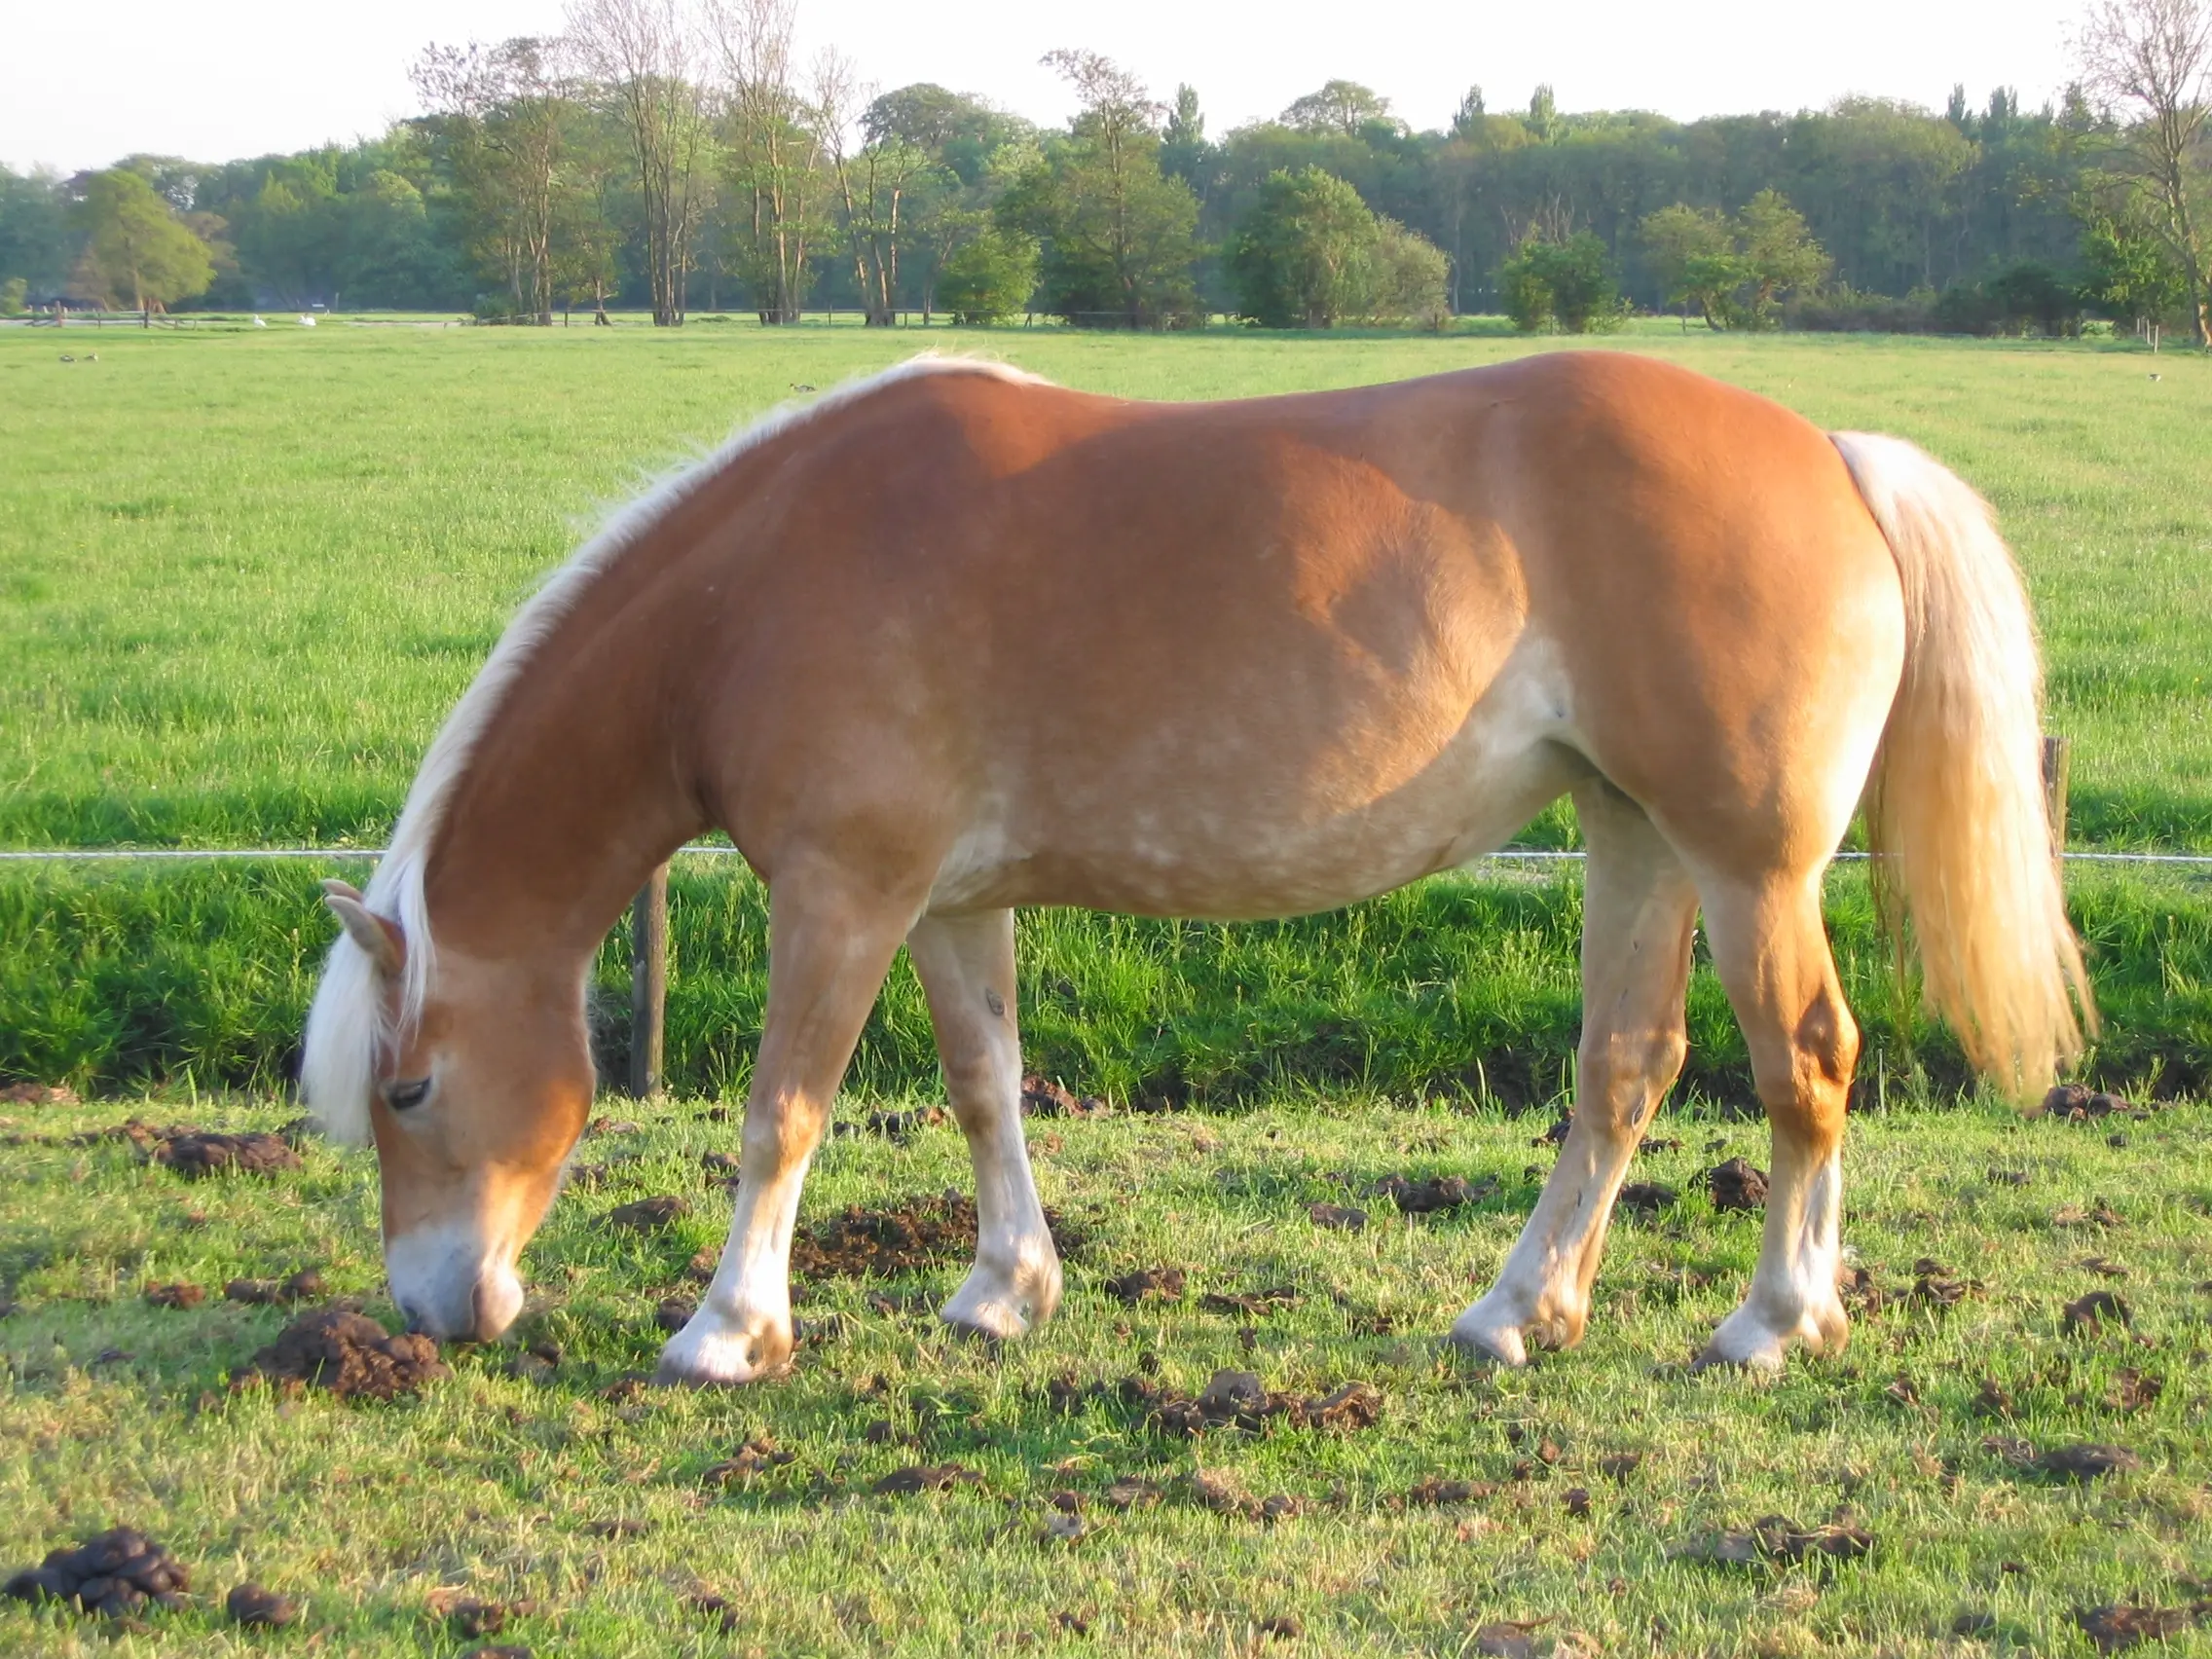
[2080,196,2194,347]
[1496,230,1621,331]
[1161,85,1211,192]
[1229,166,1378,326]
[71,168,214,312]
[1450,86,1487,140]
[1526,84,1560,142]
[1639,191,1826,327]
[938,227,1038,321]
[2075,0,2212,346]
[412,37,572,323]
[1367,216,1450,324]
[1001,50,1198,326]
[0,165,72,296]
[1641,202,1737,323]
[1735,189,1829,322]
[1280,81,1397,137]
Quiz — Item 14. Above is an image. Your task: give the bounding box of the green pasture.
[3,1088,2209,1656]
[4,318,2209,852]
[3,323,2211,1654]
[3,319,2211,1093]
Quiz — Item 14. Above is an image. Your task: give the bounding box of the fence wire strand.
[2,845,2208,867]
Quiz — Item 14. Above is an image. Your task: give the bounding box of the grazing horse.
[303,351,2087,1382]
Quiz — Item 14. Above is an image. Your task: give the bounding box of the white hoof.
[1449,1281,1586,1366]
[655,1310,792,1386]
[940,1255,1060,1341]
[1448,1307,1529,1366]
[1698,1295,1847,1372]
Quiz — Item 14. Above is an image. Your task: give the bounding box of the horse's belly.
[927,639,1585,919]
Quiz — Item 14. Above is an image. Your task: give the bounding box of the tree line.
[2,0,2205,344]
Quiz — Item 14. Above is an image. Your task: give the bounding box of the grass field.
[3,319,2210,851]
[3,1088,2209,1656]
[3,320,2211,1094]
[3,322,2211,1653]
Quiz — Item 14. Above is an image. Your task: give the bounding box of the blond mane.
[300,353,1049,1141]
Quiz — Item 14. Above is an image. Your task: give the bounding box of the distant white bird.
[253,315,267,328]
[298,313,316,328]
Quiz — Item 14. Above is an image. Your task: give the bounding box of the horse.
[302,350,2088,1383]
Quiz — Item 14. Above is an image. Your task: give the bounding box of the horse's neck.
[422,608,706,964]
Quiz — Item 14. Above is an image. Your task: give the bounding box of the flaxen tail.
[1830,431,2092,1098]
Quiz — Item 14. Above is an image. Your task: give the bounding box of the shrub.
[939,230,1040,325]
[0,276,25,317]
[1229,168,1451,328]
[1230,167,1378,328]
[1366,217,1450,327]
[1497,233,1623,333]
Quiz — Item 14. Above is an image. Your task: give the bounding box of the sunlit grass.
[2,323,2206,852]
[2,1088,2208,1656]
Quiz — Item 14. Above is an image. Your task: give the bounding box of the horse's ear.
[323,882,405,977]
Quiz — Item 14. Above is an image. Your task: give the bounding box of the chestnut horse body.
[304,351,2085,1380]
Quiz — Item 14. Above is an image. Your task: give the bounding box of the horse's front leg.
[906,908,1062,1339]
[657,877,911,1385]
[1453,783,1698,1362]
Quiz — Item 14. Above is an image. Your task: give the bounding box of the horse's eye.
[384,1077,431,1111]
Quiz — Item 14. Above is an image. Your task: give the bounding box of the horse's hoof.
[940,1260,1057,1341]
[655,1319,791,1386]
[1446,1317,1530,1368]
[939,1317,1008,1350]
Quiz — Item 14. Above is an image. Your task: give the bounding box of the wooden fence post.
[2042,734,2070,852]
[629,863,669,1098]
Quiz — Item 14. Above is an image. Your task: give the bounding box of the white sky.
[3,0,2088,176]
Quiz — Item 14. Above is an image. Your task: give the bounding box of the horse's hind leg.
[658,876,914,1386]
[1453,780,1698,1363]
[1695,873,1856,1369]
[905,909,1062,1339]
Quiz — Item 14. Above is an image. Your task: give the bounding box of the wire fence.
[4,845,2209,866]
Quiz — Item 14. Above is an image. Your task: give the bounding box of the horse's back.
[702,354,1902,907]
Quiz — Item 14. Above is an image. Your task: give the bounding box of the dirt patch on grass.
[1199,1285,1300,1317]
[1907,1259,1983,1309]
[1021,1076,1110,1118]
[1672,1515,1873,1568]
[2076,1604,2210,1652]
[1055,1367,1381,1437]
[789,1192,1086,1280]
[2064,1290,2131,1333]
[3,1527,191,1617]
[232,1308,448,1401]
[873,1462,982,1495]
[142,1280,204,1309]
[152,1130,302,1178]
[0,1083,78,1106]
[226,1583,300,1627]
[1369,1173,1493,1214]
[1104,1267,1185,1305]
[703,1437,795,1486]
[1706,1159,1768,1212]
[608,1196,688,1232]
[1614,1182,1677,1216]
[1401,1476,1498,1506]
[425,1588,532,1638]
[2041,1085,2139,1121]
[225,1269,326,1306]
